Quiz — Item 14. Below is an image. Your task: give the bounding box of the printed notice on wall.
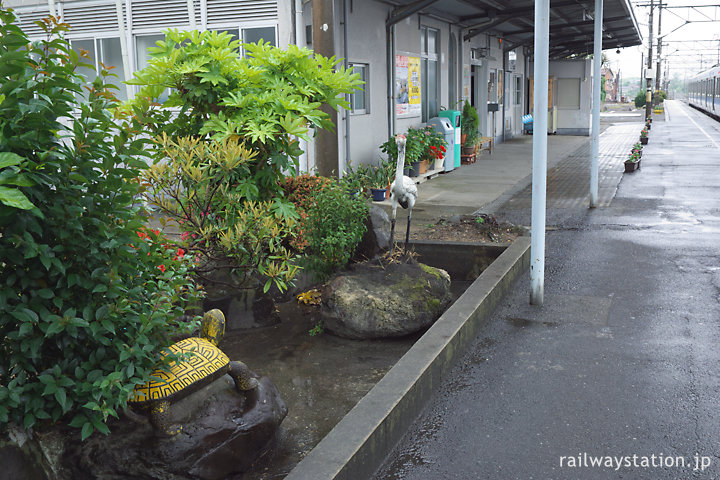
[462,64,470,102]
[396,55,421,117]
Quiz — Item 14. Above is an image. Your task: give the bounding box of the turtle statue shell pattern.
[128,309,258,436]
[130,336,230,405]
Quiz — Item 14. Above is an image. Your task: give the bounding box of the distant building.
[601,67,619,102]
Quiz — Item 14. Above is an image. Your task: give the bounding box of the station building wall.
[7,0,536,174]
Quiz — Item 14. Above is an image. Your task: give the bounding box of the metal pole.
[590,0,603,208]
[387,22,395,139]
[530,0,549,306]
[343,0,351,175]
[655,1,662,92]
[645,0,654,120]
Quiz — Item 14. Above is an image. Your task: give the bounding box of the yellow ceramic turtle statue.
[128,309,257,436]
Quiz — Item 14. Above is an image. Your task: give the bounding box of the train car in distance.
[687,65,720,121]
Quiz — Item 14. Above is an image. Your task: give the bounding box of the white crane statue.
[389,134,418,254]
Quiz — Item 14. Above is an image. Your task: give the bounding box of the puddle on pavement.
[222,279,473,479]
[505,317,557,328]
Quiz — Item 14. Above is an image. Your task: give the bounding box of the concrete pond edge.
[285,236,531,480]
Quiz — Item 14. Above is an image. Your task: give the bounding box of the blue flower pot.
[370,188,387,202]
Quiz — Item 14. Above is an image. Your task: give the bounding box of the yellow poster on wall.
[396,55,421,117]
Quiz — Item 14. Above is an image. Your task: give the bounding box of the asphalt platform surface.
[373,100,720,480]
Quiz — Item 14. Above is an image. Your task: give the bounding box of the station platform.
[376,106,648,229]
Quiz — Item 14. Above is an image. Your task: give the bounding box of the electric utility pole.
[655,1,663,93]
[645,0,654,120]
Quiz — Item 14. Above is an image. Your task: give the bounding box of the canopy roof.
[385,0,642,59]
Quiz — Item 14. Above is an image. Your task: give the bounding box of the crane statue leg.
[389,198,398,254]
[405,208,412,251]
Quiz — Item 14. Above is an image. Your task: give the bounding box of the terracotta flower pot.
[419,159,429,175]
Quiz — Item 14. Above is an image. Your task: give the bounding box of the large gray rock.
[354,206,391,260]
[321,259,452,339]
[2,375,287,480]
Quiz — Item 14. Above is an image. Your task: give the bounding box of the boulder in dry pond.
[321,259,451,339]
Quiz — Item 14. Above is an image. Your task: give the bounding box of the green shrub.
[461,101,480,143]
[634,91,646,108]
[142,135,300,293]
[0,10,201,440]
[300,181,369,279]
[653,89,667,106]
[123,29,362,200]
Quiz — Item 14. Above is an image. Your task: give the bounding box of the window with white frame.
[350,63,368,114]
[207,25,277,57]
[514,75,522,105]
[135,34,170,101]
[15,0,281,102]
[70,37,128,101]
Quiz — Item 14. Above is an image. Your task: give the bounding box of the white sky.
[604,1,720,83]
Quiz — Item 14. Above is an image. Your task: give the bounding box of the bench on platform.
[477,136,493,154]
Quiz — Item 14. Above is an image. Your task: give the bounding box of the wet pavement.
[374,101,720,479]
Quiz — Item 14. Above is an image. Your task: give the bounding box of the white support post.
[187,0,196,28]
[115,0,132,100]
[530,0,550,306]
[590,0,603,208]
[47,0,57,17]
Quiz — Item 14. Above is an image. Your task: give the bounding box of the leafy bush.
[280,175,332,252]
[142,135,300,294]
[281,176,368,279]
[0,10,201,440]
[634,91,646,108]
[302,183,369,279]
[123,29,362,200]
[461,101,480,143]
[653,90,667,106]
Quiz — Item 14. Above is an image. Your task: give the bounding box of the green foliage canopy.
[123,29,363,199]
[0,10,201,440]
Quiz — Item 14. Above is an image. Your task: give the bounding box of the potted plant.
[367,161,392,202]
[380,126,446,178]
[461,101,480,154]
[632,142,643,159]
[380,128,424,177]
[624,151,641,172]
[341,163,373,197]
[640,127,648,145]
[420,127,447,173]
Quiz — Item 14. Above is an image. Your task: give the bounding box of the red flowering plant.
[421,127,447,162]
[135,227,191,274]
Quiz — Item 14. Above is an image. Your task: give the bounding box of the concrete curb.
[285,236,531,480]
